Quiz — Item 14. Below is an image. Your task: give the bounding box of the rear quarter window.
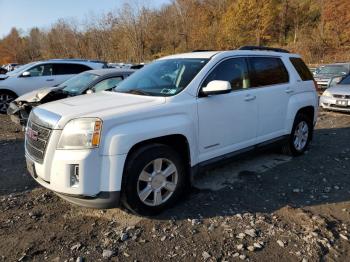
[248,57,289,87]
[289,57,314,81]
[53,64,92,75]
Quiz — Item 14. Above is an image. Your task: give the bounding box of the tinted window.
[249,57,289,87]
[53,63,91,75]
[28,64,53,77]
[339,75,350,85]
[93,77,123,92]
[289,57,314,81]
[202,58,249,91]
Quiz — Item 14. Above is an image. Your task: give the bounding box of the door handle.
[244,94,256,101]
[285,88,294,94]
[46,79,54,82]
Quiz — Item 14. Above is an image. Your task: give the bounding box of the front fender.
[101,114,196,163]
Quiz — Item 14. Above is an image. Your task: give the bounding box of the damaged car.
[7,68,135,126]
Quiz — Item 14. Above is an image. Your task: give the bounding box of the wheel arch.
[124,134,191,170]
[0,88,18,97]
[121,134,192,189]
[286,92,317,134]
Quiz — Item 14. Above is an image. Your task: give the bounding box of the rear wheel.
[121,144,188,216]
[0,91,16,114]
[282,113,313,156]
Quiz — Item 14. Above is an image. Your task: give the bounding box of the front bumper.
[55,191,120,209]
[25,145,127,209]
[7,102,29,126]
[319,96,350,112]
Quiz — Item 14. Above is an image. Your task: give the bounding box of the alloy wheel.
[137,158,178,206]
[293,121,309,151]
[0,93,14,113]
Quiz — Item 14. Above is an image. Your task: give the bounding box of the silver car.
[320,74,350,112]
[0,59,108,113]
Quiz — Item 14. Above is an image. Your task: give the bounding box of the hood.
[326,84,350,94]
[15,86,61,103]
[38,91,166,129]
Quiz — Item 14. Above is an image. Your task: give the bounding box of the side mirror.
[86,89,94,94]
[328,75,344,88]
[21,71,31,77]
[202,80,231,96]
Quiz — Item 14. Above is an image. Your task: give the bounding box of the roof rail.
[239,46,290,53]
[47,58,107,63]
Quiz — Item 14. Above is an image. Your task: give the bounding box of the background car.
[314,63,350,89]
[0,59,108,113]
[320,74,350,112]
[7,68,135,126]
[0,67,7,74]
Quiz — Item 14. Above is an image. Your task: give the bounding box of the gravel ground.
[0,110,350,262]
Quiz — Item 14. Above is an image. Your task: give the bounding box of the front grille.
[25,120,52,163]
[333,94,350,99]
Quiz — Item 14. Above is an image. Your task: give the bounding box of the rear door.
[52,63,92,86]
[197,57,258,162]
[247,57,291,142]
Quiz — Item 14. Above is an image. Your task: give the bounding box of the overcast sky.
[0,0,170,37]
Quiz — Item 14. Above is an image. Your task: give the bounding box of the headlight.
[57,118,102,149]
[322,90,332,98]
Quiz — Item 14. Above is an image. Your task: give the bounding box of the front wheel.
[282,113,313,156]
[121,144,188,216]
[0,91,16,114]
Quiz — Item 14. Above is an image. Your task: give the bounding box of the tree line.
[0,0,349,65]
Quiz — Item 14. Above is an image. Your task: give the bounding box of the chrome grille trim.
[25,119,52,163]
[333,94,350,99]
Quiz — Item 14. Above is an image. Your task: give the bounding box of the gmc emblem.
[26,127,38,141]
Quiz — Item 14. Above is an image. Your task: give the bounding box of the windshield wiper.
[120,89,152,96]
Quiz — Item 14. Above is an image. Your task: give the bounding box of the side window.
[93,77,123,92]
[202,58,249,91]
[248,57,289,87]
[28,64,53,77]
[53,64,92,75]
[289,57,314,81]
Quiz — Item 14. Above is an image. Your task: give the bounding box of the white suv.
[25,47,318,215]
[0,59,108,113]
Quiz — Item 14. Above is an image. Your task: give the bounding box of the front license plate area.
[336,100,348,107]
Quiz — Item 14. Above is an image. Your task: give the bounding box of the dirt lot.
[1,110,350,262]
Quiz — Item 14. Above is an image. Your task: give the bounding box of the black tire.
[282,113,313,156]
[0,91,16,114]
[121,144,188,216]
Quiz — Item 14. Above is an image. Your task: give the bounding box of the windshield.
[339,75,350,85]
[115,58,208,96]
[59,72,99,94]
[6,62,36,76]
[318,65,349,75]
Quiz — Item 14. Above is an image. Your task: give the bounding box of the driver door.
[16,63,54,95]
[197,57,258,163]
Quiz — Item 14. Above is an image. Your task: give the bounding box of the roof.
[87,68,136,76]
[159,51,220,60]
[160,49,299,60]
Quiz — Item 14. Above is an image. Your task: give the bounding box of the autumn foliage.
[0,0,349,65]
